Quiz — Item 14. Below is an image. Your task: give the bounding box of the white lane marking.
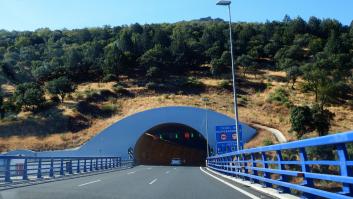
[149,178,158,185]
[147,167,152,170]
[173,167,177,170]
[78,179,101,187]
[127,171,136,175]
[165,170,170,174]
[199,167,261,199]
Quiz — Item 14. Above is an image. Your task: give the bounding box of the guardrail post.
[84,159,87,172]
[250,153,258,183]
[60,158,64,176]
[4,157,12,183]
[100,158,104,169]
[237,154,243,178]
[276,150,290,193]
[49,158,54,178]
[23,158,28,180]
[37,158,42,179]
[90,158,93,171]
[337,144,353,195]
[69,160,73,174]
[118,157,121,167]
[299,147,314,198]
[109,158,112,168]
[105,158,108,169]
[242,154,249,181]
[221,157,225,173]
[261,152,271,187]
[96,158,99,170]
[77,159,80,173]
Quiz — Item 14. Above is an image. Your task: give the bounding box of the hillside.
[0,67,352,153]
[1,17,353,152]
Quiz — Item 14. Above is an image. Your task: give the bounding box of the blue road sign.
[215,125,243,154]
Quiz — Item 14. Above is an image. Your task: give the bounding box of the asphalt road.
[0,166,273,199]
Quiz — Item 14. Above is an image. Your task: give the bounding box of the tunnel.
[134,123,208,166]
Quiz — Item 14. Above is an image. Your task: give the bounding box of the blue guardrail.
[207,130,353,199]
[0,156,133,185]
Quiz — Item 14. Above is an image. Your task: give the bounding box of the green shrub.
[218,80,232,90]
[102,74,117,82]
[50,96,61,104]
[184,77,204,88]
[146,82,159,90]
[265,82,273,89]
[101,104,120,115]
[267,88,292,107]
[263,138,274,146]
[113,85,130,96]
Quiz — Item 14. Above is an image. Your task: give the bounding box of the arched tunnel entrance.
[134,123,208,166]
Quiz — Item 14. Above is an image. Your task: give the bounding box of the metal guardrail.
[207,130,353,199]
[0,156,133,184]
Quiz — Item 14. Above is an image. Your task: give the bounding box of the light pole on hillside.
[202,97,210,157]
[216,0,241,152]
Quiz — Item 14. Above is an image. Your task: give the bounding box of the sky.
[0,0,352,31]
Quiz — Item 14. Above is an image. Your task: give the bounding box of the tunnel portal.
[134,123,208,166]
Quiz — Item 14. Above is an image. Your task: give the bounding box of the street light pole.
[202,97,210,157]
[217,0,241,151]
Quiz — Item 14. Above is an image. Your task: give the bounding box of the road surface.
[0,166,273,199]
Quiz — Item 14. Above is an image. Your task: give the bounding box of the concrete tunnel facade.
[4,106,256,159]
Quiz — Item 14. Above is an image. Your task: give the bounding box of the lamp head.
[216,0,231,6]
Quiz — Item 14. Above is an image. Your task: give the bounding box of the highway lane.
[0,166,273,199]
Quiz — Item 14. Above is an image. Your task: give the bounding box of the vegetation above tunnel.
[0,16,353,150]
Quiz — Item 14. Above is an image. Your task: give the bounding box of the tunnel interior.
[134,123,207,166]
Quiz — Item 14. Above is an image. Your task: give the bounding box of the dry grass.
[0,69,352,153]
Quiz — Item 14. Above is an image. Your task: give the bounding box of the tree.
[64,46,86,81]
[236,54,254,76]
[102,42,126,80]
[302,60,344,109]
[138,44,171,78]
[46,77,75,103]
[308,38,324,55]
[311,104,334,136]
[308,16,322,36]
[290,106,314,139]
[324,31,342,54]
[263,42,279,58]
[0,91,4,119]
[13,83,45,111]
[286,65,302,89]
[210,58,227,76]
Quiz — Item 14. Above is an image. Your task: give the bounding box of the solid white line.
[165,171,170,174]
[149,178,157,185]
[78,179,101,187]
[127,171,136,175]
[199,167,261,199]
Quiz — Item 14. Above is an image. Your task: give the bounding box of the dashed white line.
[199,167,261,199]
[173,167,177,170]
[165,170,170,174]
[78,179,101,187]
[127,171,136,175]
[147,167,152,170]
[149,178,157,185]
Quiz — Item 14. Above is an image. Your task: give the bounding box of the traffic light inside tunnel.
[134,123,208,166]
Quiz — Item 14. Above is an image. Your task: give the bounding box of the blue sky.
[0,0,352,31]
